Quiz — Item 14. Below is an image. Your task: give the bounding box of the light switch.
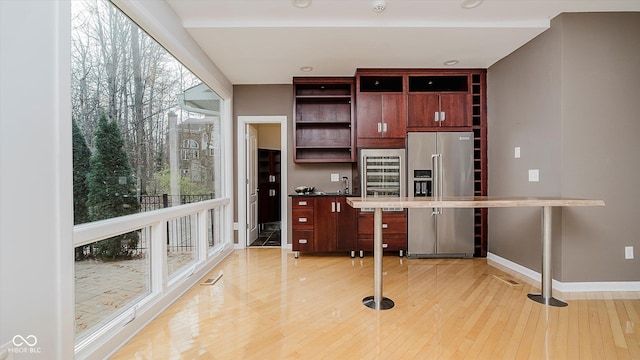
[331,173,339,182]
[528,169,539,182]
[625,246,634,260]
[514,147,521,158]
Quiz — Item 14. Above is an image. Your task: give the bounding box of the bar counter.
[346,196,605,310]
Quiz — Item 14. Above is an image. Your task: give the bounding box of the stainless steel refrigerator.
[406,132,474,258]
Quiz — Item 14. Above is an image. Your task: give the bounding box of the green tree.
[73,119,92,224]
[87,114,140,259]
[73,119,92,260]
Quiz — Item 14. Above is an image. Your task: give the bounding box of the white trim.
[110,0,232,99]
[237,116,288,250]
[487,252,640,292]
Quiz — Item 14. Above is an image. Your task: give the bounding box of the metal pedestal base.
[362,296,395,310]
[528,206,570,308]
[527,294,567,307]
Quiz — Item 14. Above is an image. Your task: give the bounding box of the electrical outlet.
[625,246,634,260]
[528,169,539,182]
[233,222,239,230]
[514,147,521,158]
[331,173,339,182]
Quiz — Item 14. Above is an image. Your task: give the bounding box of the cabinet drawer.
[292,230,314,252]
[292,198,314,209]
[358,213,407,235]
[358,235,407,251]
[292,209,314,229]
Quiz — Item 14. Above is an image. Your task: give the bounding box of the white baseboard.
[487,252,640,293]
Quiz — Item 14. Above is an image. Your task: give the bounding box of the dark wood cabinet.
[291,68,487,257]
[407,74,472,130]
[314,197,337,252]
[355,72,406,148]
[292,197,314,256]
[291,196,357,257]
[357,211,407,256]
[258,149,280,225]
[335,197,358,252]
[293,77,355,162]
[470,72,488,257]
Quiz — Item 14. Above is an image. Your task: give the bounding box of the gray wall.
[233,85,354,245]
[488,12,640,282]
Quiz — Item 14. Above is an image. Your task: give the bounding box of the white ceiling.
[165,0,640,84]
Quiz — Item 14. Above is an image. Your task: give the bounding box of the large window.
[71,0,227,347]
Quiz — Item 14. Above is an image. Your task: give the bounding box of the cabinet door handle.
[331,202,336,212]
[337,202,341,212]
[299,239,307,244]
[377,122,382,133]
[299,217,307,223]
[382,123,388,132]
[435,111,439,122]
[382,223,388,229]
[382,243,389,248]
[298,201,307,206]
[440,111,446,122]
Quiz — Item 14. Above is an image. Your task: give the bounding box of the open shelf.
[294,77,355,163]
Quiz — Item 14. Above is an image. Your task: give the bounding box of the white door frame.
[236,116,288,250]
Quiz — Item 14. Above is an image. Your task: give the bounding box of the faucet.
[342,176,349,195]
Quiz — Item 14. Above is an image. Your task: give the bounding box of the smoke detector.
[292,0,312,8]
[461,0,483,9]
[372,0,387,13]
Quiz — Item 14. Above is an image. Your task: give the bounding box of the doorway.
[254,147,281,246]
[237,116,288,249]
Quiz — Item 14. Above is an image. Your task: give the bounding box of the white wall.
[0,0,74,358]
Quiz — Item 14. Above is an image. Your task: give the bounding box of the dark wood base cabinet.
[357,211,407,257]
[291,196,357,258]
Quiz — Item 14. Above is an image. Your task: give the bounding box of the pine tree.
[73,119,92,260]
[73,119,91,225]
[87,114,140,259]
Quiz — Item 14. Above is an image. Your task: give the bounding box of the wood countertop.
[346,196,605,209]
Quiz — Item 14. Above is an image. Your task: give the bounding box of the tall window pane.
[71,0,223,226]
[71,0,223,340]
[167,214,198,278]
[74,230,150,339]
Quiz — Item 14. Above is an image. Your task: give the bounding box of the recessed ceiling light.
[292,0,312,9]
[372,0,386,13]
[300,66,313,72]
[461,0,483,9]
[444,60,459,66]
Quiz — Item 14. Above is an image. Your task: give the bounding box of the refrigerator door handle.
[438,152,444,213]
[431,153,441,215]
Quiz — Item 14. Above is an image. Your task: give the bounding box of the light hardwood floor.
[111,249,640,359]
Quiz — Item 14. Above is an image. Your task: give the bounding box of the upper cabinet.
[355,71,407,148]
[407,73,472,130]
[293,77,355,163]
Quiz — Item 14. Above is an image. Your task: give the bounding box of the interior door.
[246,125,259,245]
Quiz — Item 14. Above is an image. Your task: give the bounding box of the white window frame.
[71,1,235,358]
